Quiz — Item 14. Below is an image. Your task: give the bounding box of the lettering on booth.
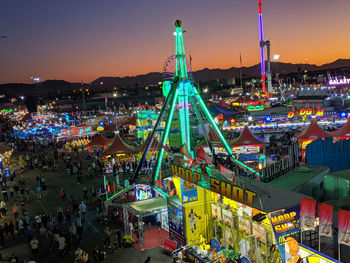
[270,211,298,234]
[171,165,256,207]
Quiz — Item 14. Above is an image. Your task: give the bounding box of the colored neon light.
[329,78,350,85]
[154,87,179,182]
[247,105,264,111]
[216,114,224,120]
[192,87,260,176]
[105,185,134,201]
[258,0,266,92]
[287,109,324,118]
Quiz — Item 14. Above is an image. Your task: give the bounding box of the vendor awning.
[230,125,264,147]
[102,134,138,156]
[209,103,239,118]
[295,119,330,140]
[128,196,167,215]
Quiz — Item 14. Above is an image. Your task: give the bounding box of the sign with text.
[269,205,300,261]
[171,165,257,207]
[180,179,198,204]
[167,198,185,245]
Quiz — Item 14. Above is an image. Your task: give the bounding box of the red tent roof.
[230,126,264,147]
[330,119,350,138]
[88,134,112,148]
[124,115,137,126]
[102,134,137,156]
[295,119,330,140]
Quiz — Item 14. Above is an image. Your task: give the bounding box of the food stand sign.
[268,205,300,261]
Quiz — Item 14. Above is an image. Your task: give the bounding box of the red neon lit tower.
[258,0,272,93]
[258,0,266,92]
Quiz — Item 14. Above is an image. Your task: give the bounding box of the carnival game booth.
[122,194,170,252]
[230,126,265,170]
[88,134,112,153]
[169,164,308,263]
[295,119,331,161]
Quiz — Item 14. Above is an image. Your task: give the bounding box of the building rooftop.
[328,169,350,180]
[268,165,329,191]
[325,198,350,211]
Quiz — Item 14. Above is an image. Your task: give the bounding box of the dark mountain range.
[1,59,350,94]
[0,80,82,95]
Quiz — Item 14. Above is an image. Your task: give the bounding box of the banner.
[300,198,316,231]
[319,203,333,237]
[184,205,205,243]
[180,179,198,204]
[269,206,300,261]
[167,198,185,245]
[338,209,350,246]
[218,163,236,183]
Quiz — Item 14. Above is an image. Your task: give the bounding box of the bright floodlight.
[273,54,280,60]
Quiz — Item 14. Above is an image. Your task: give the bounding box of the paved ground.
[0,149,172,263]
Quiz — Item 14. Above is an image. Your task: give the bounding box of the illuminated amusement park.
[1,1,350,263]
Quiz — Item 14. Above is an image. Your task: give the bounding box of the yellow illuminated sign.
[171,165,256,207]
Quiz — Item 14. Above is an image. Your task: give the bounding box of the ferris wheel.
[162,54,193,81]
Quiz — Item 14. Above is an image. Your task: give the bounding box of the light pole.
[273,54,280,84]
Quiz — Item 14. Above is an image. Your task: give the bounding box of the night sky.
[1,0,350,83]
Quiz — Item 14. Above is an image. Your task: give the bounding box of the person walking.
[57,208,64,225]
[9,186,14,199]
[30,236,39,254]
[79,201,87,222]
[2,187,8,201]
[57,234,66,255]
[65,204,72,223]
[0,200,6,217]
[61,189,66,201]
[12,203,19,220]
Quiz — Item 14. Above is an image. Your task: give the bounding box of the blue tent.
[209,103,239,118]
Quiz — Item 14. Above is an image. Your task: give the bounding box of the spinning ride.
[132,20,259,186]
